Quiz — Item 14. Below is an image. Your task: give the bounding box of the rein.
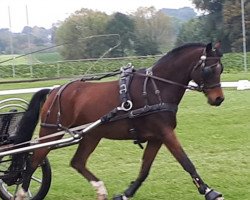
[133,70,203,92]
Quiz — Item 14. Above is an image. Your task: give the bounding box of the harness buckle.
[146,67,153,75]
[117,100,133,111]
[121,63,133,72]
[119,84,127,94]
[200,55,206,60]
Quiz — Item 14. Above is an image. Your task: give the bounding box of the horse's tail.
[14,88,51,145]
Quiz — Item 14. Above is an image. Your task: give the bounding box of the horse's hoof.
[113,194,128,200]
[205,189,223,200]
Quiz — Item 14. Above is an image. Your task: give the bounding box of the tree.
[56,8,110,59]
[192,0,225,13]
[176,0,232,52]
[0,29,10,54]
[105,12,135,57]
[134,35,160,56]
[193,0,225,42]
[189,0,250,52]
[176,17,209,45]
[223,0,250,51]
[132,7,175,55]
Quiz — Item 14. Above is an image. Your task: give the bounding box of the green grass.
[0,54,28,65]
[42,89,249,200]
[33,52,63,63]
[222,72,250,81]
[0,52,63,66]
[222,52,250,72]
[0,76,249,200]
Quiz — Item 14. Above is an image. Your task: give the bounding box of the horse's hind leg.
[15,128,58,200]
[70,135,107,200]
[113,139,162,200]
[162,127,223,200]
[15,148,50,200]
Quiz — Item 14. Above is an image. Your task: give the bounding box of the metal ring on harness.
[117,100,133,111]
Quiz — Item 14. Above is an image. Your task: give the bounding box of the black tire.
[0,157,52,200]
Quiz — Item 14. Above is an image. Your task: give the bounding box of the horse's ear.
[214,41,221,50]
[205,43,213,54]
[214,41,223,57]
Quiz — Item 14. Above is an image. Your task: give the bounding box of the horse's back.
[41,80,120,127]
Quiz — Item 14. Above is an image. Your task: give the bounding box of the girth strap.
[101,102,178,123]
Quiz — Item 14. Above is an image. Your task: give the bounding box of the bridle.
[136,49,223,93]
[191,52,223,91]
[133,50,223,93]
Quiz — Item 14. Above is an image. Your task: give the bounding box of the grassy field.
[0,54,28,65]
[0,52,62,65]
[0,76,249,200]
[45,89,250,200]
[222,72,250,81]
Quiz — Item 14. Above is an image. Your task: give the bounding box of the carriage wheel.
[0,157,51,200]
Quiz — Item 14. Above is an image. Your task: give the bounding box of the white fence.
[0,81,249,96]
[221,80,250,90]
[0,85,59,96]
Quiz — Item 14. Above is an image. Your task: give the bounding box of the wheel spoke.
[31,176,42,184]
[28,188,33,198]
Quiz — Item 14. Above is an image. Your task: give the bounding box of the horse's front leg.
[113,139,162,200]
[70,135,108,200]
[162,127,224,200]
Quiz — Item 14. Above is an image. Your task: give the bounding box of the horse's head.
[191,42,224,106]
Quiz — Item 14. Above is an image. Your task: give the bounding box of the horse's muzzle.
[208,96,224,106]
[205,87,224,106]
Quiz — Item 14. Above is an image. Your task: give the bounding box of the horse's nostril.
[215,96,224,105]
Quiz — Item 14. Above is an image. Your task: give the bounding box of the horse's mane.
[154,43,206,66]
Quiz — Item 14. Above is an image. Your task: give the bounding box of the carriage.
[0,97,52,199]
[0,42,225,200]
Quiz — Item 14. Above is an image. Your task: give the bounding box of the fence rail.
[0,52,249,78]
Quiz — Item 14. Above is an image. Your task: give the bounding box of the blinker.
[202,66,213,79]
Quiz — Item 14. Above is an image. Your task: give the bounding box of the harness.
[101,64,178,122]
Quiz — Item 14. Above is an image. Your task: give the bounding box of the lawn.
[0,52,63,65]
[0,54,28,65]
[42,89,249,200]
[0,77,249,200]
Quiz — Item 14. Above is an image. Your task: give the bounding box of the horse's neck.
[151,57,194,105]
[152,47,201,84]
[152,61,191,86]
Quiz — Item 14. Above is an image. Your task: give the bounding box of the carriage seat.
[0,98,28,145]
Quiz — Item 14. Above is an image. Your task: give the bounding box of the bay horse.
[14,42,224,200]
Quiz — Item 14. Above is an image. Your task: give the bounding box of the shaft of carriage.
[0,120,101,157]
